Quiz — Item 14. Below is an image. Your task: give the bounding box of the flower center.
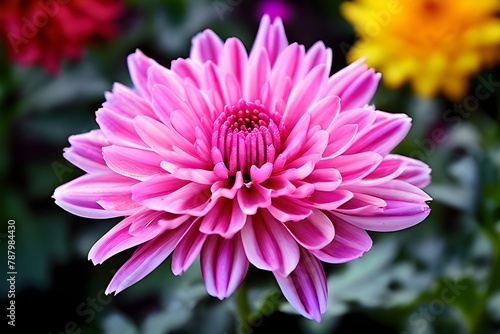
[212,99,282,175]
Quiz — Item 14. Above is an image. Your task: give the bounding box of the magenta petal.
[244,47,271,101]
[96,107,147,149]
[103,145,164,180]
[346,112,412,156]
[334,199,431,232]
[106,221,192,295]
[308,96,340,130]
[304,41,332,74]
[303,167,341,191]
[330,152,383,184]
[218,37,248,87]
[201,235,249,300]
[190,29,224,64]
[250,162,273,183]
[127,50,155,98]
[390,155,432,188]
[241,210,299,276]
[133,115,173,157]
[250,14,288,67]
[171,219,207,275]
[199,198,246,238]
[63,130,109,173]
[132,174,211,214]
[89,209,167,264]
[305,189,353,211]
[282,64,328,130]
[283,209,335,250]
[340,68,381,110]
[334,192,386,215]
[103,83,156,119]
[237,183,272,215]
[274,248,327,322]
[323,124,358,158]
[268,196,313,222]
[311,214,372,263]
[53,173,139,219]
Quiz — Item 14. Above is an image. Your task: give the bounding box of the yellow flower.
[341,0,500,100]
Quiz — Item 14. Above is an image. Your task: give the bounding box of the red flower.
[0,0,123,74]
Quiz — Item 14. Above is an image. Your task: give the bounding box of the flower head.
[53,15,432,321]
[0,0,123,74]
[341,0,500,100]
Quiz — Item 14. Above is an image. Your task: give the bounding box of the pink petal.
[329,152,383,184]
[283,209,335,249]
[203,61,229,112]
[268,197,313,222]
[237,183,272,215]
[304,189,353,211]
[346,112,412,156]
[241,210,299,276]
[199,198,246,238]
[96,107,147,149]
[63,130,109,173]
[333,200,431,232]
[303,167,342,191]
[325,57,377,110]
[190,29,224,64]
[103,82,156,119]
[356,155,408,186]
[311,214,372,263]
[243,47,271,101]
[308,96,340,130]
[53,173,139,219]
[150,84,194,131]
[334,192,386,215]
[89,209,167,264]
[218,38,248,88]
[274,248,327,322]
[270,43,305,106]
[131,174,211,215]
[340,68,381,110]
[390,155,432,188]
[105,221,192,295]
[103,145,164,180]
[171,219,207,275]
[133,115,173,157]
[146,63,186,102]
[323,124,358,158]
[327,106,376,135]
[346,179,432,204]
[249,15,288,67]
[282,64,328,130]
[171,58,203,88]
[304,41,332,74]
[250,162,273,183]
[127,50,155,98]
[201,235,249,300]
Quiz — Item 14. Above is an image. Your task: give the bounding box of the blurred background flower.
[341,0,500,100]
[256,0,293,23]
[0,0,123,74]
[1,1,499,333]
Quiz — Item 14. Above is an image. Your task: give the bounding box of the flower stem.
[236,282,251,334]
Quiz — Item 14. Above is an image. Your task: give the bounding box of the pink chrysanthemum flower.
[53,16,431,321]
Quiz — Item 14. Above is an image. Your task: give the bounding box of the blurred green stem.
[236,282,251,334]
